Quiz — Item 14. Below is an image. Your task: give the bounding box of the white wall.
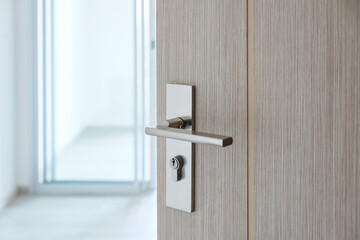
[14,0,36,188]
[0,0,16,208]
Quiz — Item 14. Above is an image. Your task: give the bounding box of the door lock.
[170,156,184,181]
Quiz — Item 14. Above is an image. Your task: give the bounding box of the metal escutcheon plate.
[166,84,194,213]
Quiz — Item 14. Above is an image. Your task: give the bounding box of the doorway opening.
[36,0,156,193]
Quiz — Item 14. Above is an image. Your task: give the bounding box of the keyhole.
[170,157,181,170]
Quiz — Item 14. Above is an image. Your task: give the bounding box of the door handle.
[148,83,233,213]
[145,117,233,147]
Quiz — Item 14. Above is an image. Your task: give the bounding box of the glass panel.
[43,0,137,182]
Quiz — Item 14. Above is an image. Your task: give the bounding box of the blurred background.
[0,0,156,239]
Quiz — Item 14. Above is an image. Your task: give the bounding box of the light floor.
[0,193,156,240]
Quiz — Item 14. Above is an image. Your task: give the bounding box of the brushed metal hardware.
[170,156,184,181]
[159,116,191,129]
[145,123,233,147]
[144,83,233,213]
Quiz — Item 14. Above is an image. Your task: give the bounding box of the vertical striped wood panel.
[157,0,248,239]
[254,1,360,239]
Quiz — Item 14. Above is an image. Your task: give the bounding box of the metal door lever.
[145,117,233,147]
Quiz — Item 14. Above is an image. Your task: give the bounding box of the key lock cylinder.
[170,155,184,181]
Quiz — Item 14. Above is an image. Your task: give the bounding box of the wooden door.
[253,0,360,239]
[157,0,359,239]
[157,0,248,239]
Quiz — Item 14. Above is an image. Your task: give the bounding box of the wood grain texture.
[254,1,360,239]
[157,0,248,239]
[247,0,255,239]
